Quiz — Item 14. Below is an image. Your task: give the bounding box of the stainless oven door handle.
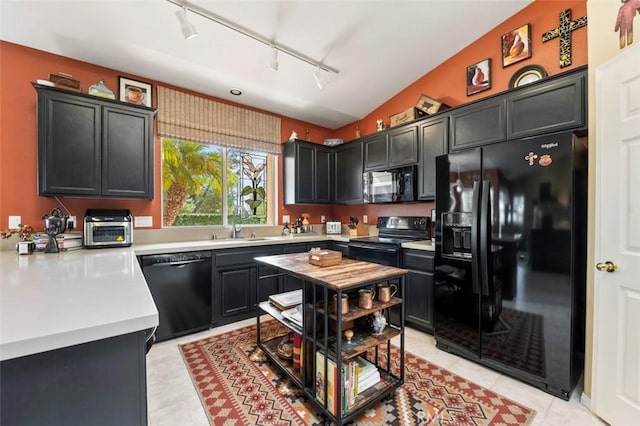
[348,243,398,253]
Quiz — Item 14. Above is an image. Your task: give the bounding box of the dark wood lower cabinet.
[403,249,435,334]
[405,269,434,332]
[220,267,256,318]
[213,245,298,325]
[258,265,281,302]
[1,331,148,426]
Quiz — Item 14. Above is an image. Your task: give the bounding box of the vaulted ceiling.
[0,0,532,129]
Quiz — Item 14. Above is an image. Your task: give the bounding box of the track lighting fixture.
[168,0,339,87]
[176,6,198,40]
[266,46,279,71]
[313,66,331,90]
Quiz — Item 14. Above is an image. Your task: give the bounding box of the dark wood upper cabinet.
[333,140,363,205]
[388,125,419,167]
[34,84,155,199]
[449,67,586,152]
[449,97,507,151]
[418,117,448,200]
[363,132,387,170]
[506,70,586,139]
[282,139,332,204]
[101,106,154,198]
[364,125,418,170]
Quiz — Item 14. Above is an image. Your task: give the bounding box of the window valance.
[157,86,282,155]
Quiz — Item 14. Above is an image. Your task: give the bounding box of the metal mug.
[378,283,398,303]
[358,288,375,309]
[333,293,349,314]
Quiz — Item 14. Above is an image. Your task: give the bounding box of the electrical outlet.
[321,215,326,223]
[8,216,21,229]
[68,216,77,229]
[282,215,290,224]
[134,216,153,227]
[363,215,368,224]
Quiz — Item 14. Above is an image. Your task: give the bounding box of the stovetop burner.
[349,216,431,246]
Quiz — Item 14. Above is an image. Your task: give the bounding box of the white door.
[593,42,640,424]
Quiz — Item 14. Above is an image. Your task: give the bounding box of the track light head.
[266,46,279,71]
[176,6,198,40]
[313,66,330,90]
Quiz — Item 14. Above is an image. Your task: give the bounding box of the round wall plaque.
[509,65,548,89]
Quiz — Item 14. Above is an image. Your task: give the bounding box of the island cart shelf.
[255,252,408,425]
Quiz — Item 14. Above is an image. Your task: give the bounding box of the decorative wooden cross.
[542,9,588,68]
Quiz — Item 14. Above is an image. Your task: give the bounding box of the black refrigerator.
[433,131,587,400]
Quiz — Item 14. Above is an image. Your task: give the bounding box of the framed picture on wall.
[118,77,152,107]
[466,58,491,96]
[501,24,531,67]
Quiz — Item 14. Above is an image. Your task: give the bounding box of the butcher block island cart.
[255,252,407,425]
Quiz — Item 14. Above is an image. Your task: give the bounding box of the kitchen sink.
[221,237,268,241]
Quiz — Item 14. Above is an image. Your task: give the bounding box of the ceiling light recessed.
[230,88,243,96]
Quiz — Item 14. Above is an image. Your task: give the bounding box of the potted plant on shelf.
[1,224,35,254]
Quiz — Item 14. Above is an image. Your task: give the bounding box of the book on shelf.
[357,370,381,394]
[280,304,303,327]
[353,356,380,395]
[315,351,338,415]
[315,351,361,416]
[292,332,302,374]
[269,289,302,310]
[34,234,84,251]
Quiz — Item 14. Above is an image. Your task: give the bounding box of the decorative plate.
[509,65,547,89]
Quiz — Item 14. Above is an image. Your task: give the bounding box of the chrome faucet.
[232,223,242,239]
[231,207,242,238]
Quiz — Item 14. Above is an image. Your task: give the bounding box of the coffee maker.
[42,208,68,253]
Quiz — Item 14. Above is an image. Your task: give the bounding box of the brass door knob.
[596,261,618,273]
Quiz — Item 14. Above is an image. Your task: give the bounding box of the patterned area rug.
[180,321,535,425]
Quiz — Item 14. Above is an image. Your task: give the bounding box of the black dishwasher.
[140,251,212,342]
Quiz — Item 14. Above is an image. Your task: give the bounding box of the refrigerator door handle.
[480,180,491,296]
[471,181,481,294]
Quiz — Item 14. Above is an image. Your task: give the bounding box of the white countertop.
[133,234,349,256]
[0,233,421,361]
[0,248,158,361]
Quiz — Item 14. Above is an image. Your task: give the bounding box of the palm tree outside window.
[162,138,271,227]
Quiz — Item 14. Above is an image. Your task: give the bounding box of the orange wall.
[0,42,333,231]
[332,0,587,141]
[0,0,587,232]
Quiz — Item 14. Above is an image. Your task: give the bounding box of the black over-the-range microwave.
[363,166,416,203]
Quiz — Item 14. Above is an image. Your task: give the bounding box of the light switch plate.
[321,215,326,223]
[282,215,290,224]
[134,216,153,227]
[363,215,368,224]
[8,216,21,229]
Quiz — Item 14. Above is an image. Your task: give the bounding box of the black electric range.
[348,216,430,267]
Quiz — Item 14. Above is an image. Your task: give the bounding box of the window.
[162,138,273,227]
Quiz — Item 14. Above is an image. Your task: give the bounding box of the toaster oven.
[84,209,133,248]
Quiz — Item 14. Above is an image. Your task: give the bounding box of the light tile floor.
[146,318,606,426]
